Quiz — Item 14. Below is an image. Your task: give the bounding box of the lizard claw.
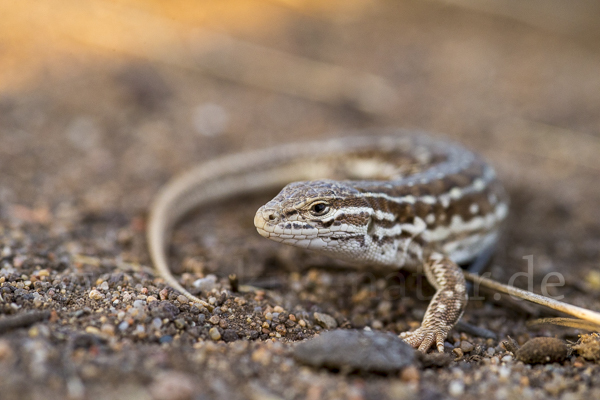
[400,325,450,353]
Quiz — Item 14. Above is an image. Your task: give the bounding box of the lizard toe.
[400,325,451,353]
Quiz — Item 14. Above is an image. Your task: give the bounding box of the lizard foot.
[399,253,468,353]
[400,325,451,353]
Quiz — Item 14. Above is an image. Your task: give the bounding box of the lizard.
[147,129,600,352]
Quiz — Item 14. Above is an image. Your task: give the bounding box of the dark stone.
[189,306,201,315]
[73,309,90,318]
[222,329,239,342]
[187,327,202,338]
[174,318,187,330]
[293,329,415,374]
[71,333,107,349]
[164,325,177,336]
[417,351,454,368]
[0,287,12,295]
[148,301,180,320]
[108,273,124,287]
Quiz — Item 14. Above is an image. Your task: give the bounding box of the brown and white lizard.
[147,129,600,352]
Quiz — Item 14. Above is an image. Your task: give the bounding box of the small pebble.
[452,348,464,358]
[193,275,217,292]
[419,352,454,368]
[460,340,474,353]
[313,312,337,329]
[159,289,169,300]
[152,318,163,329]
[89,290,104,300]
[501,355,513,362]
[209,327,221,341]
[515,337,568,364]
[209,315,220,325]
[448,380,465,396]
[85,326,101,335]
[133,300,145,309]
[101,324,115,336]
[487,347,495,356]
[371,320,383,330]
[176,295,188,304]
[222,329,239,342]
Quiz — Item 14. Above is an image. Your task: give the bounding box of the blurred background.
[1,0,600,217]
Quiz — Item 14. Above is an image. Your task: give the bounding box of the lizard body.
[148,129,600,352]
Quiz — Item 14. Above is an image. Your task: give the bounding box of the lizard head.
[254,180,373,260]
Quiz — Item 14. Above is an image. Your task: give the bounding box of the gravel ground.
[1,1,600,399]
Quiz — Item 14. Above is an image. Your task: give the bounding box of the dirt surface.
[1,1,600,399]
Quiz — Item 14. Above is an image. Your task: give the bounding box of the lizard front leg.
[400,252,468,352]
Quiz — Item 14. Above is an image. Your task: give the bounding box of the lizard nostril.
[258,207,280,223]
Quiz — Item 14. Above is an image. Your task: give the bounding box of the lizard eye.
[309,202,329,216]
